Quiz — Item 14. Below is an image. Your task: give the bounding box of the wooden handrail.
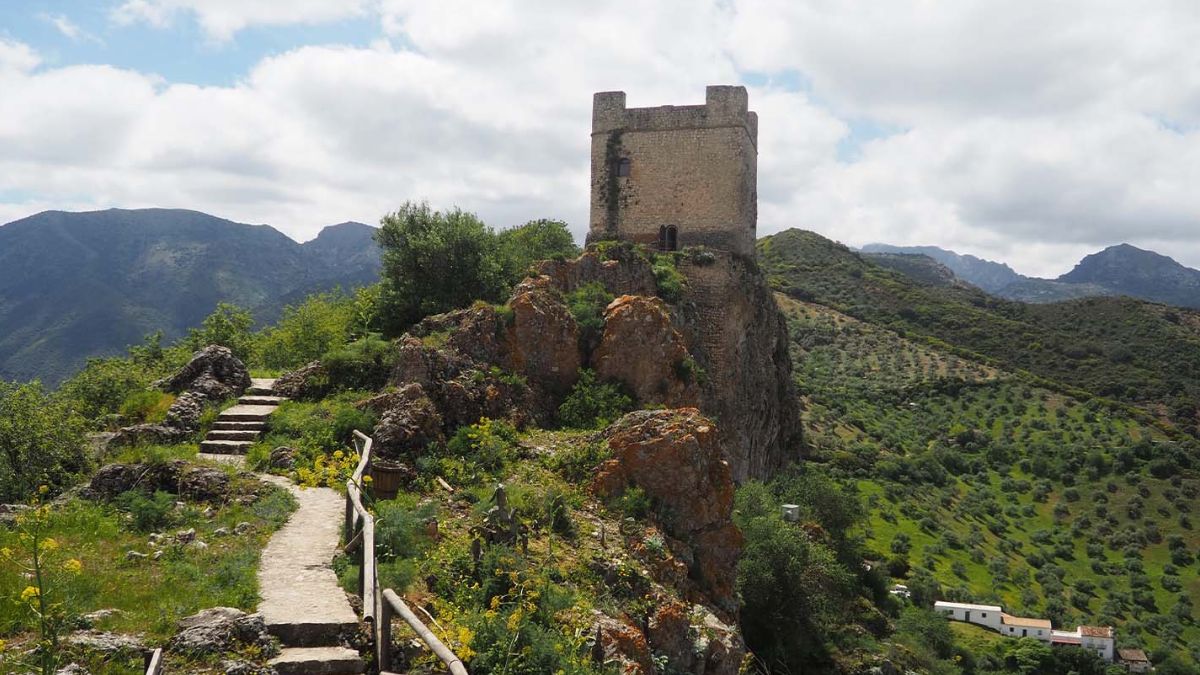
[381,589,469,675]
[344,429,467,674]
[143,648,163,675]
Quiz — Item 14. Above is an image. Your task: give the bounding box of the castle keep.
[588,85,758,257]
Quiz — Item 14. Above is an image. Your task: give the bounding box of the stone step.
[268,647,365,675]
[239,395,284,405]
[206,429,260,441]
[212,421,267,432]
[266,619,361,649]
[248,378,278,396]
[218,405,279,422]
[199,439,253,455]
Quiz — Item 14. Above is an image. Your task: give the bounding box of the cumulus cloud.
[2,2,1199,276]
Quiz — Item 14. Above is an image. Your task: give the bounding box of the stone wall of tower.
[588,86,758,257]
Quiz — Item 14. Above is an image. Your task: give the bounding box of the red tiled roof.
[1118,649,1149,663]
[1080,625,1113,638]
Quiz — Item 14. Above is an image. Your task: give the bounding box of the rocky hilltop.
[332,243,804,483]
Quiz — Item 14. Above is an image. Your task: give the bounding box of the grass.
[0,467,296,673]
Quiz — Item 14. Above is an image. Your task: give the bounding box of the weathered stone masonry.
[588,85,758,257]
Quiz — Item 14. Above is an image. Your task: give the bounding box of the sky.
[2,1,1200,277]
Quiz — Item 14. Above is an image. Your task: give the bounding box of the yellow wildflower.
[333,450,344,460]
[37,485,49,495]
[41,538,58,552]
[506,608,524,632]
[62,558,83,574]
[0,638,6,651]
[0,547,12,560]
[20,586,40,601]
[361,475,372,484]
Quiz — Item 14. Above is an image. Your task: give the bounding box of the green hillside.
[759,229,1200,438]
[772,272,1200,661]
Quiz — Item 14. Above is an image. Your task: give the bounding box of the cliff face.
[540,245,803,481]
[366,244,802,481]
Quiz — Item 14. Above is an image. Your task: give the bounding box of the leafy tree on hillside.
[0,381,88,502]
[375,203,579,336]
[185,302,255,363]
[256,291,357,370]
[375,202,507,336]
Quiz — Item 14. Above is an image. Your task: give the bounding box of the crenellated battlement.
[591,86,758,147]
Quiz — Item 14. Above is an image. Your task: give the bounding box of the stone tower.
[588,85,758,257]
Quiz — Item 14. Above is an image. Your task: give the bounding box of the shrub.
[257,291,356,370]
[321,333,397,392]
[651,255,686,303]
[611,485,651,520]
[184,303,256,364]
[557,369,633,429]
[545,441,612,483]
[564,282,613,352]
[118,390,175,425]
[0,381,89,502]
[117,490,176,532]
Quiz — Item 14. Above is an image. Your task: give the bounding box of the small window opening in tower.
[615,158,631,177]
[658,224,679,251]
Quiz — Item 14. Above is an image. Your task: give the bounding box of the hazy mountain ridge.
[862,242,1200,308]
[0,208,381,385]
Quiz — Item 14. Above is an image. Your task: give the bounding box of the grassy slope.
[759,229,1200,438]
[775,291,1200,660]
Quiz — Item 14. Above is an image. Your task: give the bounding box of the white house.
[936,601,1115,662]
[933,601,1003,632]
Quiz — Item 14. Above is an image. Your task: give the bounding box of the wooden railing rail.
[143,647,163,675]
[344,429,467,674]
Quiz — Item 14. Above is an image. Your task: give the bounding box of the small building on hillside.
[937,601,1115,662]
[1117,648,1151,673]
[1000,613,1052,642]
[933,601,1003,632]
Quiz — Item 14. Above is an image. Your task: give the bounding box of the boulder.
[155,345,250,400]
[274,360,325,400]
[268,446,297,470]
[537,248,659,298]
[66,630,144,654]
[591,611,654,674]
[168,607,277,657]
[593,295,697,408]
[164,391,207,430]
[107,424,189,449]
[85,461,186,500]
[647,599,747,675]
[178,467,230,502]
[502,276,583,404]
[371,383,445,458]
[595,409,742,612]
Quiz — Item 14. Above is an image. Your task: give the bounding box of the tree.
[256,291,356,369]
[0,381,88,502]
[496,218,579,280]
[186,303,255,363]
[375,202,507,336]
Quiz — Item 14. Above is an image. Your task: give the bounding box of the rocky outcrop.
[274,360,325,399]
[155,345,251,399]
[592,611,654,674]
[86,461,234,502]
[369,383,445,457]
[647,598,746,675]
[168,607,278,658]
[593,295,697,408]
[538,247,658,298]
[112,345,252,448]
[594,409,742,614]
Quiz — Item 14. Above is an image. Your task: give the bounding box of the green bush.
[118,390,175,425]
[184,303,256,364]
[611,485,651,520]
[0,381,90,502]
[557,369,633,429]
[262,393,377,460]
[565,282,613,351]
[257,291,357,370]
[651,254,686,303]
[545,441,612,483]
[321,333,397,392]
[374,495,438,562]
[117,490,177,532]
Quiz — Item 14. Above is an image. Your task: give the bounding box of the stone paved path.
[258,475,363,673]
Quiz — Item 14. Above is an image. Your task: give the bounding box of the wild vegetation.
[763,234,1200,669]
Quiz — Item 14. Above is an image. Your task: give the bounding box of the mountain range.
[861,242,1200,308]
[0,208,381,385]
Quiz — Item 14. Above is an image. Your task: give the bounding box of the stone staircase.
[199,378,282,455]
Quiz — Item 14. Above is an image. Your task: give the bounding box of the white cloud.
[39,13,102,44]
[3,2,1200,278]
[111,0,372,41]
